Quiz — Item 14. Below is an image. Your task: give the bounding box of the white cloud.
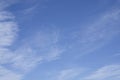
[0,0,18,68]
[0,5,22,80]
[114,52,120,57]
[0,66,22,80]
[11,30,63,72]
[45,68,84,80]
[84,64,120,80]
[0,0,63,80]
[0,0,19,10]
[0,0,35,79]
[74,8,120,56]
[0,48,15,64]
[22,5,38,15]
[0,16,61,76]
[0,21,18,47]
[56,68,82,80]
[11,46,43,72]
[44,47,64,61]
[0,11,15,21]
[0,4,63,79]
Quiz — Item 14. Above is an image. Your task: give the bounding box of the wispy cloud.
[84,64,120,80]
[0,22,18,47]
[0,0,19,10]
[0,66,22,80]
[0,0,64,79]
[114,53,120,56]
[0,11,15,21]
[73,8,120,56]
[0,0,23,79]
[56,68,82,80]
[22,5,38,15]
[112,52,120,58]
[13,30,63,72]
[0,3,63,80]
[45,65,120,80]
[0,48,15,64]
[46,67,84,80]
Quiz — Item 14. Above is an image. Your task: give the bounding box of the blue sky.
[0,0,120,80]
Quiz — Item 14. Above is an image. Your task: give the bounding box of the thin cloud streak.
[84,64,120,80]
[15,30,63,68]
[0,0,63,79]
[46,68,84,80]
[74,8,120,56]
[0,66,22,80]
[0,0,19,10]
[56,68,82,80]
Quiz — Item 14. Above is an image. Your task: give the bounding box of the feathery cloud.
[0,1,63,79]
[74,8,120,56]
[56,68,82,80]
[0,1,22,79]
[45,68,84,80]
[0,21,18,47]
[0,0,19,10]
[0,66,22,80]
[0,0,38,79]
[0,11,15,21]
[84,64,120,80]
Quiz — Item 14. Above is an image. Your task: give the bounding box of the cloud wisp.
[84,64,120,80]
[41,64,120,80]
[46,67,84,80]
[0,66,22,80]
[73,8,120,56]
[0,0,63,80]
[0,0,23,80]
[56,68,82,80]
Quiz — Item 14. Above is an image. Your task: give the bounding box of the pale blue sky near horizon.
[0,0,120,80]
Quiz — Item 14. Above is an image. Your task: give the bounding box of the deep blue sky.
[0,0,120,80]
